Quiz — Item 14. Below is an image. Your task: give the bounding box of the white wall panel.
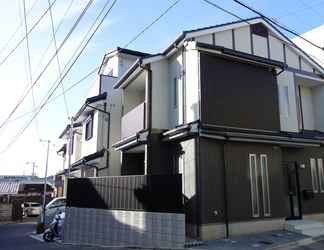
[300,86,315,130]
[269,35,284,62]
[252,34,268,58]
[301,59,314,73]
[214,30,233,49]
[168,51,183,128]
[151,59,170,130]
[277,71,299,132]
[313,85,324,132]
[196,34,213,44]
[185,48,199,123]
[286,46,300,69]
[234,26,251,53]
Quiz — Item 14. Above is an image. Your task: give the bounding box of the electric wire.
[8,67,98,123]
[0,0,40,58]
[1,0,181,152]
[0,0,118,153]
[34,0,75,72]
[8,0,113,126]
[47,0,70,118]
[0,0,58,69]
[0,0,95,133]
[233,0,324,51]
[123,0,182,49]
[22,0,40,139]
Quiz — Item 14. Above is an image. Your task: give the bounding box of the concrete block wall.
[0,204,12,221]
[63,207,185,249]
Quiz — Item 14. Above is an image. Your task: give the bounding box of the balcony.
[121,102,145,139]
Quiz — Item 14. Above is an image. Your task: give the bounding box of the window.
[260,155,271,217]
[310,158,319,193]
[249,154,260,218]
[173,77,178,108]
[279,85,290,117]
[85,113,94,141]
[317,158,324,193]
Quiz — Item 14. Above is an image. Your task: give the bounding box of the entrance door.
[286,162,303,220]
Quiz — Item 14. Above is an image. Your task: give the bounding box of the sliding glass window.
[310,158,319,193]
[249,154,260,218]
[317,158,324,193]
[260,154,271,217]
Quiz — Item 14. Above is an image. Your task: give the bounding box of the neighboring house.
[57,48,150,181]
[112,17,324,240]
[293,24,324,68]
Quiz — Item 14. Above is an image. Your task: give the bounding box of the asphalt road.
[289,240,324,250]
[0,220,110,250]
[1,220,324,250]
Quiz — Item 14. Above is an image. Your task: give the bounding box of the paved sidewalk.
[191,230,313,250]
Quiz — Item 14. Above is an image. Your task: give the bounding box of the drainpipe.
[223,142,230,238]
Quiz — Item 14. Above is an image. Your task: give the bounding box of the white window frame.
[310,158,319,193]
[260,154,271,217]
[317,158,324,193]
[249,154,260,218]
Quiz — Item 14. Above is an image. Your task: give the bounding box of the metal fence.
[66,174,183,213]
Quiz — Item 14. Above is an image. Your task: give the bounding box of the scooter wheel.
[43,231,54,242]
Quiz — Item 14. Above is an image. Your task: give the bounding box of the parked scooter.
[43,211,65,242]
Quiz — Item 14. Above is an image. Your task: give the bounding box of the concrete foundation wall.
[63,207,185,249]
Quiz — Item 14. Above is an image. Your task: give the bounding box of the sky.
[0,0,323,177]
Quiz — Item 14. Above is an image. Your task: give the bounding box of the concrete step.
[285,220,324,238]
[297,227,324,237]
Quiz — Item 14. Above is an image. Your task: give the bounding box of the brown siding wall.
[198,139,288,224]
[282,147,324,215]
[200,52,280,131]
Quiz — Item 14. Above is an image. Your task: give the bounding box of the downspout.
[223,142,230,238]
[104,102,110,175]
[141,63,152,174]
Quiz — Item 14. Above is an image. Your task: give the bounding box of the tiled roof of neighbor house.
[0,181,20,195]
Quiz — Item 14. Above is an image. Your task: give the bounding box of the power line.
[0,0,118,154]
[22,0,40,139]
[0,0,40,58]
[34,0,75,72]
[9,0,181,124]
[1,0,181,152]
[7,0,113,126]
[123,0,182,48]
[201,0,248,24]
[233,0,324,51]
[0,0,95,133]
[0,0,58,69]
[8,67,98,123]
[47,0,70,118]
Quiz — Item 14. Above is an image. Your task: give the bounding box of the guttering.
[113,59,142,89]
[70,149,106,169]
[58,122,82,139]
[112,130,149,151]
[199,130,323,147]
[196,42,286,69]
[73,92,107,121]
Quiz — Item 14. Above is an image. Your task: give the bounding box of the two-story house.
[57,48,150,183]
[113,17,324,240]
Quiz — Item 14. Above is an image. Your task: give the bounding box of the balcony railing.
[121,102,145,139]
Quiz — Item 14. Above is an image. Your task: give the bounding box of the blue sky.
[0,0,323,176]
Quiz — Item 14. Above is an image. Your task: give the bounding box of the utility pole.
[40,139,50,225]
[26,161,37,177]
